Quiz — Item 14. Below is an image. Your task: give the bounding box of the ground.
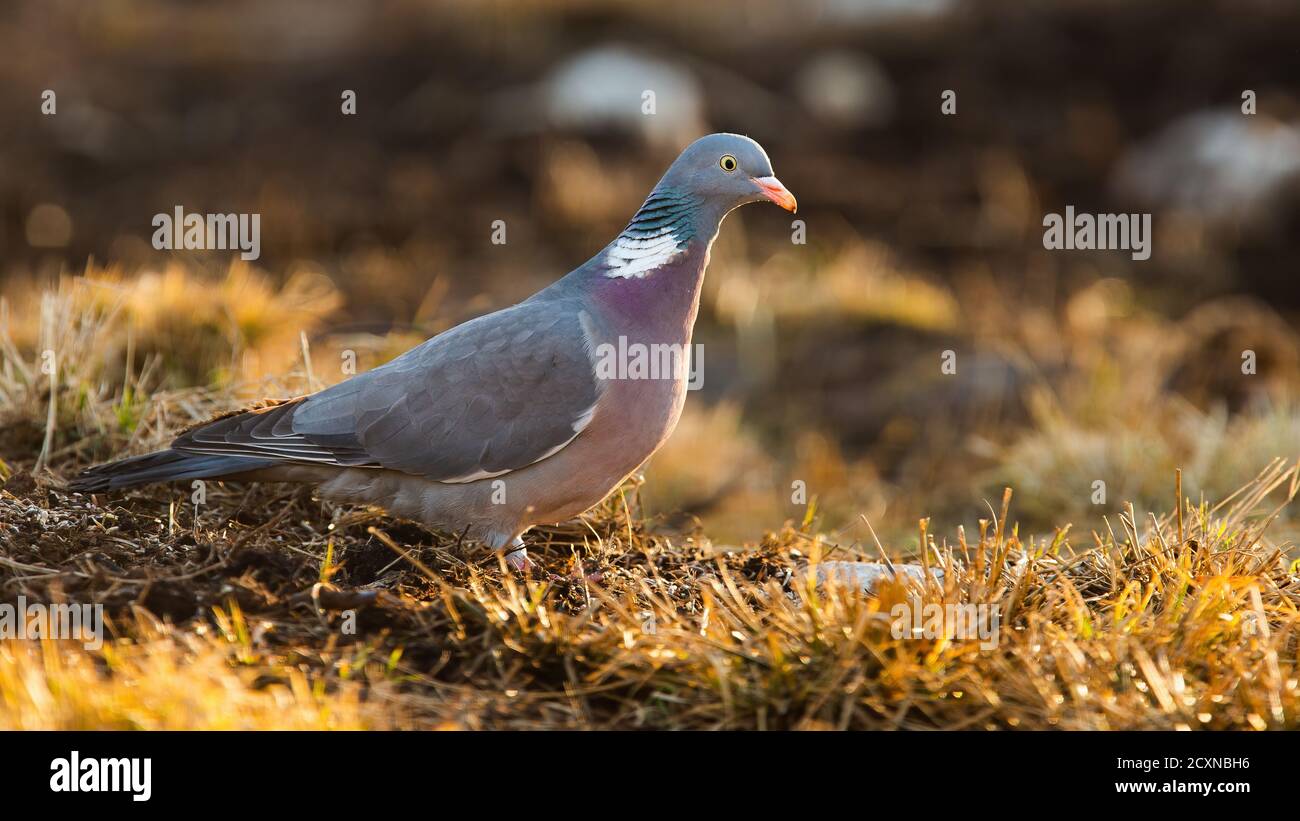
[2,439,1298,729]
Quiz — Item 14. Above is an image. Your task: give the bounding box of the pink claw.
[504,548,530,572]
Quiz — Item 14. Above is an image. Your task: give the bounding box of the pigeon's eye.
[719,154,738,172]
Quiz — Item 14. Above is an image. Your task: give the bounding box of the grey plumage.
[73,450,275,493]
[71,133,796,570]
[173,300,601,482]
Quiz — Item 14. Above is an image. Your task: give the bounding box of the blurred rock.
[819,0,956,26]
[492,45,706,146]
[812,561,943,594]
[24,203,72,248]
[50,102,124,161]
[794,51,895,129]
[1113,109,1300,223]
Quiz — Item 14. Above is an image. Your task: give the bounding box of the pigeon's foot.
[503,542,530,573]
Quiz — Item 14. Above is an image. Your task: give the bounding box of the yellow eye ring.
[719,154,738,172]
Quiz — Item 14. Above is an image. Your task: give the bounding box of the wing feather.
[171,300,603,482]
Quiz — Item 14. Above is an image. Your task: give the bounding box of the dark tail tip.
[69,450,271,493]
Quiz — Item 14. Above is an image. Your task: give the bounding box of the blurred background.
[2,0,1299,545]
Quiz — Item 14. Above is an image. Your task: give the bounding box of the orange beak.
[752,175,797,213]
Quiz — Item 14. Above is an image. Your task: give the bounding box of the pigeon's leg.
[503,537,530,572]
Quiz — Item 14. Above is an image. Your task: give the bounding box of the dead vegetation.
[2,452,1298,729]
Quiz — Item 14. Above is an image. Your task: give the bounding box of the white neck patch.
[604,231,685,279]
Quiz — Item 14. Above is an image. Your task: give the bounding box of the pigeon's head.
[659,133,797,214]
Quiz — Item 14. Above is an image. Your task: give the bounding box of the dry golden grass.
[0,610,389,730]
[2,463,1297,729]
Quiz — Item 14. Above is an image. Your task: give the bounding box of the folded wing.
[173,301,602,483]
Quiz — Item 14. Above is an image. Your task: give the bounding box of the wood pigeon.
[71,133,797,570]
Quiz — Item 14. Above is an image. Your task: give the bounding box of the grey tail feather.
[69,450,276,493]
